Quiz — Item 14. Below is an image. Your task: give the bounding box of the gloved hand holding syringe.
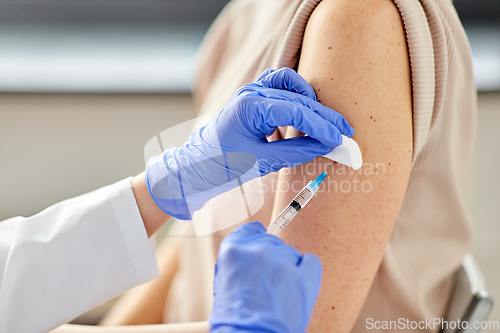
[145,67,362,333]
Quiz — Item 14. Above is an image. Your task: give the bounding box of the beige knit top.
[163,0,477,331]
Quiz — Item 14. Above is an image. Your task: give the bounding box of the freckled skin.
[271,0,413,331]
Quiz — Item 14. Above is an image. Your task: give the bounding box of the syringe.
[266,165,332,236]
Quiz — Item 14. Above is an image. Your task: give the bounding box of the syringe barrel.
[267,208,297,236]
[294,182,315,208]
[266,183,316,236]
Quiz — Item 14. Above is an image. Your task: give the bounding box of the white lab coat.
[0,178,160,333]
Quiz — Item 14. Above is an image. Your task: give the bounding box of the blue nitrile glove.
[145,67,354,219]
[209,222,322,333]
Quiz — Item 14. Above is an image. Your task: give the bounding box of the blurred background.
[0,0,498,330]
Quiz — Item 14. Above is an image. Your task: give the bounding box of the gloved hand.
[146,67,354,219]
[209,222,322,333]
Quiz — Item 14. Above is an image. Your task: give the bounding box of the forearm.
[131,172,170,237]
[99,239,180,326]
[50,322,209,333]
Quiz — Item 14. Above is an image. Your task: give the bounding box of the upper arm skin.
[273,0,413,331]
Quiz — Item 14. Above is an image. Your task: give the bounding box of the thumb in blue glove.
[210,222,322,333]
[146,68,354,220]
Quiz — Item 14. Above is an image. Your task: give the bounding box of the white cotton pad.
[323,135,363,170]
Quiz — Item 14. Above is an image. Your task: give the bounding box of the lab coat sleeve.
[0,178,160,333]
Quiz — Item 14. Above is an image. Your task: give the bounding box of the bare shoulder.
[308,0,407,48]
[298,0,412,166]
